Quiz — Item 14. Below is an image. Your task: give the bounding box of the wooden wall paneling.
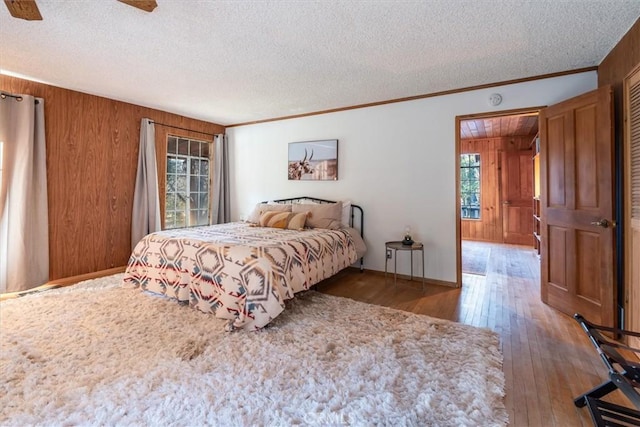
[460,136,534,243]
[0,75,224,281]
[82,92,101,272]
[599,17,640,127]
[107,102,138,270]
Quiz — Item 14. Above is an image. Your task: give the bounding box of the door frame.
[455,106,545,286]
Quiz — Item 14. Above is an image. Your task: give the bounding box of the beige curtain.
[212,133,230,224]
[0,94,49,293]
[131,118,161,249]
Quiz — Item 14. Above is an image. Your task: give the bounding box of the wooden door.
[501,150,534,245]
[540,86,615,326]
[625,65,640,346]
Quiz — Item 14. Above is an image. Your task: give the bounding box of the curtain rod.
[149,120,217,138]
[0,92,40,104]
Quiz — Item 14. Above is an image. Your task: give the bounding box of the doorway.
[456,108,542,283]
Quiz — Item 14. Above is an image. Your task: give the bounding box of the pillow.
[247,203,291,224]
[292,203,342,229]
[341,200,352,227]
[258,211,307,230]
[294,199,352,227]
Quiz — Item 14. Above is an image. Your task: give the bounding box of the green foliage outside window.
[165,136,211,229]
[460,154,481,219]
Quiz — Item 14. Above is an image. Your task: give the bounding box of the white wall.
[227,71,597,283]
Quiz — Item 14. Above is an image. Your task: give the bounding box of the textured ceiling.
[0,1,638,126]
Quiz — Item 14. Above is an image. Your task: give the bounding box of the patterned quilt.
[123,222,357,330]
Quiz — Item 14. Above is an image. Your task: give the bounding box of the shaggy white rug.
[0,274,507,426]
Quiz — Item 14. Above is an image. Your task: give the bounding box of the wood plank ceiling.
[460,114,539,140]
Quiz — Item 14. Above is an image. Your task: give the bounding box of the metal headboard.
[264,196,364,271]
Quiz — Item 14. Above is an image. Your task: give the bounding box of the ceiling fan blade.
[4,0,42,20]
[117,0,157,13]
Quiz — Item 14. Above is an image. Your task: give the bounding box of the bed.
[123,197,365,331]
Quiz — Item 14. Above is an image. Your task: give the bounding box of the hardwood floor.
[318,241,629,426]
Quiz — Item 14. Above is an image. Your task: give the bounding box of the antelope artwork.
[288,148,315,180]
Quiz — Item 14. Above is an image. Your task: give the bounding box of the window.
[165,136,211,229]
[460,153,481,219]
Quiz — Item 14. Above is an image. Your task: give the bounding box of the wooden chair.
[573,313,640,426]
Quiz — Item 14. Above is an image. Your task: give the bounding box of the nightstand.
[384,241,425,290]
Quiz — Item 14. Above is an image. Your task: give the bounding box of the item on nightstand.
[402,226,414,245]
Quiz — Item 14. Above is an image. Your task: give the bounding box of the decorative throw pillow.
[247,203,292,224]
[291,203,342,229]
[259,211,307,230]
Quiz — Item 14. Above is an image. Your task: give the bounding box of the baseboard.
[0,284,62,301]
[0,266,126,301]
[345,266,458,288]
[46,266,126,287]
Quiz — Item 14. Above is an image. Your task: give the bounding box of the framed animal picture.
[288,139,338,181]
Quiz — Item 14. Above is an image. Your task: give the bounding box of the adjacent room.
[459,112,540,279]
[1,1,640,425]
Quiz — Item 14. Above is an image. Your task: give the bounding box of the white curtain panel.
[212,133,230,224]
[131,118,161,250]
[0,95,49,293]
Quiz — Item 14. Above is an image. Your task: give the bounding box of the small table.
[385,241,425,289]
